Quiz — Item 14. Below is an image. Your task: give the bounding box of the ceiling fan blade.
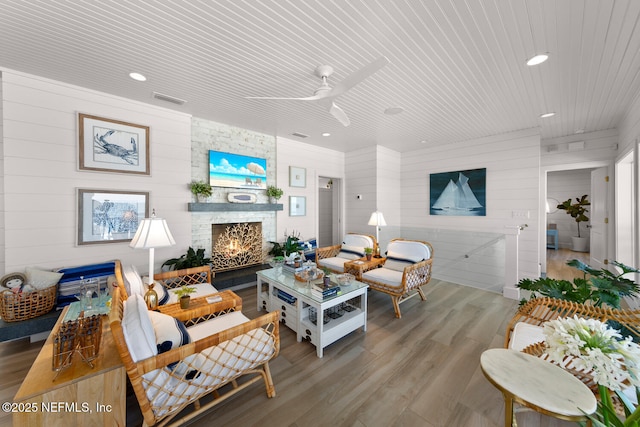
[245,94,324,101]
[329,102,350,127]
[328,56,390,98]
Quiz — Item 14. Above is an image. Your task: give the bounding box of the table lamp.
[367,210,386,257]
[129,209,176,309]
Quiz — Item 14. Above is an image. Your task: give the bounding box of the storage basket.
[0,285,57,322]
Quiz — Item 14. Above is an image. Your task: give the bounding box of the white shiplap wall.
[400,129,541,284]
[276,137,345,244]
[344,147,378,238]
[618,90,640,158]
[0,70,192,275]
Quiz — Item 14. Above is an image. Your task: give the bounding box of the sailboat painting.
[430,168,486,216]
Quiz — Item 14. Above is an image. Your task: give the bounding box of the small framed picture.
[79,113,150,175]
[77,189,149,245]
[289,166,306,188]
[289,196,306,216]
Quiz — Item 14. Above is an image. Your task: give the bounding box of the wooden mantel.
[188,203,283,212]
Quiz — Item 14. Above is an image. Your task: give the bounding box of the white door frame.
[540,160,613,275]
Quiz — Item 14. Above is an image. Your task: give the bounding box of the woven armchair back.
[504,297,640,348]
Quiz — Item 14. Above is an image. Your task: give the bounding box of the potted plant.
[266,185,283,204]
[173,286,196,309]
[162,247,211,271]
[364,247,373,261]
[189,180,212,203]
[557,195,590,252]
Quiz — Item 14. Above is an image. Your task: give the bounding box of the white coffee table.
[481,348,597,426]
[256,268,367,357]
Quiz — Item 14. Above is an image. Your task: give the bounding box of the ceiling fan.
[246,56,390,126]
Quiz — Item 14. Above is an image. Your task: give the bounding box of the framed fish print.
[77,189,149,245]
[79,113,150,175]
[429,168,486,216]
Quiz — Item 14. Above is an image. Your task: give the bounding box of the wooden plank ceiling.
[0,0,639,152]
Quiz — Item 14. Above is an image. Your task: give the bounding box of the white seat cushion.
[187,311,250,341]
[509,322,545,351]
[362,267,403,288]
[317,257,346,273]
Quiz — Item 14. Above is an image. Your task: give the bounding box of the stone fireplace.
[210,222,263,272]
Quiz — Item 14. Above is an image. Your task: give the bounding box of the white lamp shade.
[367,211,387,227]
[129,217,176,249]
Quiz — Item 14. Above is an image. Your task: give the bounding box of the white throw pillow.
[122,265,145,296]
[148,311,191,353]
[384,249,425,272]
[121,294,157,362]
[25,267,63,290]
[338,244,365,260]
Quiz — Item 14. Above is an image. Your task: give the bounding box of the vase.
[180,295,190,309]
[571,236,589,252]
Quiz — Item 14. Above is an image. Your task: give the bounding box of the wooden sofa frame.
[109,261,280,426]
[315,233,377,274]
[360,239,434,319]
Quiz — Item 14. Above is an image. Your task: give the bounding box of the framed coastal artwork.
[78,113,150,175]
[289,166,306,187]
[209,150,267,190]
[77,189,149,245]
[289,196,306,216]
[429,168,486,216]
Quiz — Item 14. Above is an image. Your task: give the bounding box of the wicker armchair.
[315,233,377,274]
[504,297,640,405]
[360,239,434,319]
[109,261,280,426]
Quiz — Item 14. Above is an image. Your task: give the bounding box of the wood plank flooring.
[1,278,583,427]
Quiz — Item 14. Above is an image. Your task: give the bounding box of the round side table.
[480,348,597,427]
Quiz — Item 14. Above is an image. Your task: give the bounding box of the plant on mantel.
[266,185,283,203]
[189,180,212,203]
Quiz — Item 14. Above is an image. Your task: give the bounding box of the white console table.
[256,268,367,357]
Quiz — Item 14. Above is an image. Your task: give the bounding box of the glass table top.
[256,268,368,303]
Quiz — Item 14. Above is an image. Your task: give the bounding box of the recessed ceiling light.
[321,132,331,137]
[129,72,147,81]
[539,112,555,118]
[574,128,585,134]
[420,140,428,144]
[526,54,549,66]
[384,107,404,115]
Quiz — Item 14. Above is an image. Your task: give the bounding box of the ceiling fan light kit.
[246,56,390,126]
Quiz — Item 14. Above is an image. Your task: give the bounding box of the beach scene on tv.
[209,150,267,189]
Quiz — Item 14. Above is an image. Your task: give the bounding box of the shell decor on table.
[294,268,324,282]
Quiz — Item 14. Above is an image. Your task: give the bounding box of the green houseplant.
[557,195,590,251]
[189,180,212,203]
[364,247,373,261]
[162,247,211,271]
[173,286,196,309]
[266,185,283,203]
[517,259,640,309]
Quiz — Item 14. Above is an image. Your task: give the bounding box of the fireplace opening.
[211,222,263,272]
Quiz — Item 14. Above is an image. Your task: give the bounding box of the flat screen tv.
[209,150,267,190]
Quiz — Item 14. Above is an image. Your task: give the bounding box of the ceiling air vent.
[153,92,187,105]
[291,132,308,138]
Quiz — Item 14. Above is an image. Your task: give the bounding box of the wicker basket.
[0,286,57,322]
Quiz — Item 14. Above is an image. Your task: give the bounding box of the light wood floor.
[1,279,584,427]
[546,248,590,281]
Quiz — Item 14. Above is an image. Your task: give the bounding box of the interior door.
[590,167,608,269]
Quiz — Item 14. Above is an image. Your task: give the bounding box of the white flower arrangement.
[543,316,640,391]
